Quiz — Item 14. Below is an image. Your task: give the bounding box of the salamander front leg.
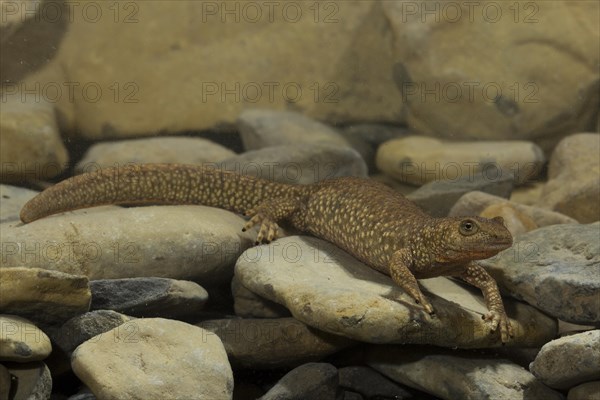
[458,262,513,343]
[389,249,434,314]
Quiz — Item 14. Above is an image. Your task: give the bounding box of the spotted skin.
[20,163,514,342]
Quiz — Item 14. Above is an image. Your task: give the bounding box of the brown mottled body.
[21,163,514,342]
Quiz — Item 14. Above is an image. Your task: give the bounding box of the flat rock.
[568,381,600,400]
[481,223,600,325]
[75,137,235,172]
[54,310,134,355]
[238,109,350,150]
[198,318,354,369]
[72,318,233,400]
[450,191,578,227]
[0,185,38,223]
[0,267,91,325]
[367,345,564,400]
[480,203,538,237]
[219,144,367,185]
[259,363,339,400]
[0,98,68,183]
[376,136,544,186]
[406,172,513,217]
[3,361,52,400]
[530,330,600,390]
[539,133,600,223]
[90,277,208,318]
[1,205,255,283]
[338,366,412,399]
[235,236,556,348]
[0,315,51,362]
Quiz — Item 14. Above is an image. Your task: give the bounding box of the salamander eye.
[459,219,478,236]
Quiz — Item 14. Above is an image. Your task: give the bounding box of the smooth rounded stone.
[529,330,600,390]
[510,182,546,206]
[339,123,410,172]
[406,172,514,217]
[383,1,598,148]
[0,98,68,183]
[376,136,544,186]
[338,366,412,399]
[1,205,255,283]
[235,236,556,348]
[232,275,291,318]
[75,137,236,172]
[568,381,600,400]
[0,267,91,325]
[54,310,134,355]
[0,315,51,362]
[540,133,600,223]
[198,318,355,369]
[71,318,234,400]
[480,203,538,237]
[219,144,367,185]
[0,185,38,223]
[450,191,578,227]
[367,346,564,400]
[238,109,350,150]
[90,277,208,318]
[481,223,600,325]
[4,361,52,400]
[259,362,339,400]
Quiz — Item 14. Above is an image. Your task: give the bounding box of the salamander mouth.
[492,238,513,249]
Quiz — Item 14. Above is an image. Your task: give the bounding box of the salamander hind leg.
[389,249,434,314]
[242,198,302,244]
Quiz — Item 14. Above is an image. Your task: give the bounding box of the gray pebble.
[90,277,208,318]
[407,172,514,217]
[219,143,367,185]
[259,363,339,400]
[54,310,134,355]
[530,330,600,390]
[367,346,563,400]
[481,222,600,325]
[238,109,349,150]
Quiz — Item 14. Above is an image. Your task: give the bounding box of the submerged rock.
[482,223,600,325]
[235,236,556,348]
[72,318,233,400]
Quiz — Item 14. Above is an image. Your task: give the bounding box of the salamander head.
[434,216,513,264]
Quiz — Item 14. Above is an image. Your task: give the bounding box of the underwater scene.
[0,1,599,399]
